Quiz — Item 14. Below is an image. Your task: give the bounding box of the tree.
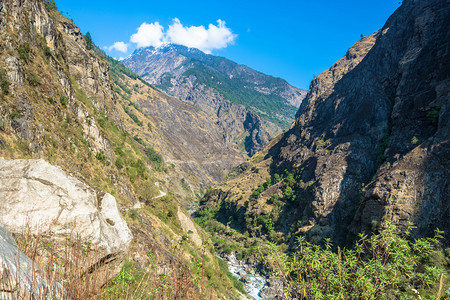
[85,32,94,50]
[45,0,57,10]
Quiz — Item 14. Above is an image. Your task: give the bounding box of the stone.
[260,277,284,299]
[241,275,251,284]
[0,158,133,285]
[0,223,65,299]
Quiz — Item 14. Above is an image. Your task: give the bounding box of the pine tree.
[85,32,94,50]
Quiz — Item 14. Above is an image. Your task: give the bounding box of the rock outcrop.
[0,158,132,283]
[202,0,449,244]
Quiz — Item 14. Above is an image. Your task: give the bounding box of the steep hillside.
[0,0,245,298]
[123,44,307,156]
[200,0,449,246]
[107,57,244,196]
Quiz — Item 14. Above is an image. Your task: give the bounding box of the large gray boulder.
[0,158,132,284]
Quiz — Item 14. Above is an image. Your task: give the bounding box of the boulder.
[0,158,132,284]
[0,223,65,299]
[260,277,284,299]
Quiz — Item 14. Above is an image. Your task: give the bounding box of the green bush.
[315,139,326,150]
[18,43,31,62]
[60,95,68,107]
[262,223,446,299]
[0,67,9,95]
[44,46,52,58]
[95,151,107,163]
[145,147,162,168]
[427,105,441,126]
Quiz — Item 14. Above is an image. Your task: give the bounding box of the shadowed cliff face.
[202,0,449,244]
[274,0,449,241]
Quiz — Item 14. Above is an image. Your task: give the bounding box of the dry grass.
[1,225,227,300]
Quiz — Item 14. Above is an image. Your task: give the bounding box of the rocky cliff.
[123,44,307,156]
[201,0,449,244]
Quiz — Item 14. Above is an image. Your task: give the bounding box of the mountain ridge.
[123,43,307,156]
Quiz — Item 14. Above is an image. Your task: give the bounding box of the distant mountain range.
[123,44,307,156]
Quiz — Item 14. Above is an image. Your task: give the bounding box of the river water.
[222,253,274,300]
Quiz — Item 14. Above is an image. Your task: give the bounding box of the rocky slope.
[201,0,449,245]
[123,44,307,156]
[0,0,244,297]
[107,57,244,194]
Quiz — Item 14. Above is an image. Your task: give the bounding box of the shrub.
[145,147,162,168]
[427,105,441,126]
[60,95,68,107]
[315,139,326,150]
[95,151,107,163]
[45,0,57,10]
[181,178,191,192]
[0,67,9,94]
[115,157,124,169]
[262,223,446,299]
[43,45,52,58]
[27,73,41,86]
[18,43,31,62]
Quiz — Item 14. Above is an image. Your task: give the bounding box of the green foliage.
[411,136,419,144]
[95,151,107,163]
[0,67,9,95]
[26,73,41,86]
[43,45,52,58]
[427,105,441,126]
[262,223,446,299]
[377,133,390,164]
[282,186,296,202]
[60,95,68,107]
[157,73,174,89]
[122,104,142,126]
[84,32,94,50]
[181,178,191,192]
[9,109,22,121]
[250,180,271,200]
[194,205,220,227]
[315,139,326,150]
[145,146,162,169]
[18,43,31,62]
[273,173,281,184]
[114,157,124,169]
[44,0,57,10]
[133,135,144,145]
[181,62,297,128]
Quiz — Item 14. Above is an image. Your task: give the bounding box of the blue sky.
[55,0,400,90]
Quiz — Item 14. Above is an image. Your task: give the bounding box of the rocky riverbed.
[220,253,284,299]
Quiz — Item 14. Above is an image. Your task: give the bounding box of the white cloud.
[130,22,165,48]
[166,19,236,54]
[121,19,236,54]
[107,41,129,53]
